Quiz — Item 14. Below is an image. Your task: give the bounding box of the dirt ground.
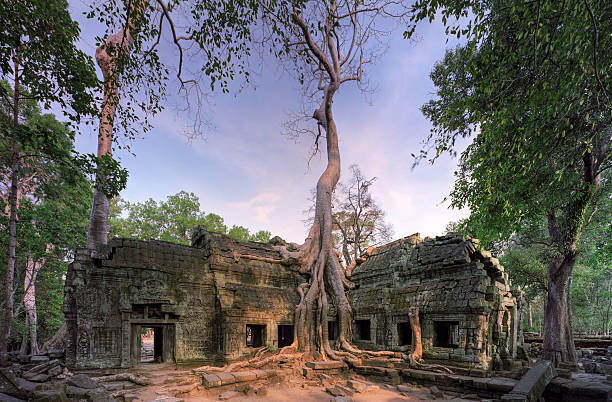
[125,362,477,402]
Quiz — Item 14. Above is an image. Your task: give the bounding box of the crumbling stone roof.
[352,233,508,287]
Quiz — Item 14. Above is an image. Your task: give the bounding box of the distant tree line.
[108,191,272,245]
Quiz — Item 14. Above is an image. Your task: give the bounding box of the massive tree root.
[227,85,451,375]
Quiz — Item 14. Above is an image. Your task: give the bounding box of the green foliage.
[570,185,612,333]
[109,191,205,245]
[0,0,98,123]
[228,225,250,242]
[417,0,611,250]
[249,230,272,243]
[85,0,262,142]
[109,191,272,245]
[0,109,92,348]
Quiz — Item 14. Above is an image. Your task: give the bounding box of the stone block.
[202,374,222,388]
[486,378,516,393]
[305,361,344,370]
[231,371,256,382]
[29,356,49,364]
[215,372,236,385]
[23,373,49,383]
[469,368,487,378]
[0,368,22,397]
[31,388,68,402]
[501,360,556,402]
[67,374,99,389]
[251,370,268,379]
[347,380,367,393]
[326,384,354,397]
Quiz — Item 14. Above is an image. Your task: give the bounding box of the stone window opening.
[355,319,371,341]
[246,324,266,348]
[397,322,413,346]
[277,325,293,348]
[433,321,460,348]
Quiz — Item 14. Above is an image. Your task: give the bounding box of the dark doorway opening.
[397,322,413,346]
[131,324,175,366]
[140,327,163,363]
[328,320,339,341]
[277,325,294,348]
[433,321,459,348]
[355,320,371,341]
[246,324,266,347]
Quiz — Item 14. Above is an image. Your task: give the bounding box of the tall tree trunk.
[542,254,577,364]
[86,26,134,249]
[294,83,348,357]
[565,273,576,361]
[1,59,20,353]
[528,301,533,329]
[22,254,44,355]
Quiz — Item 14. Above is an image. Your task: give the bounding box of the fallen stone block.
[430,385,445,399]
[0,367,23,397]
[397,384,413,393]
[46,366,62,378]
[251,369,268,379]
[501,360,556,402]
[215,372,236,386]
[231,371,256,382]
[122,393,139,402]
[202,374,222,388]
[22,373,49,383]
[305,361,345,370]
[347,379,367,393]
[29,356,49,364]
[326,384,354,397]
[67,374,100,389]
[31,388,68,402]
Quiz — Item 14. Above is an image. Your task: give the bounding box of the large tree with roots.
[412,0,611,365]
[256,0,411,361]
[85,0,259,249]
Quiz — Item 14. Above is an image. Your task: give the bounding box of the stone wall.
[191,229,302,360]
[349,233,522,370]
[63,239,218,369]
[63,231,302,369]
[63,229,522,371]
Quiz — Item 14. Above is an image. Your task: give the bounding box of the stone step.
[201,369,280,389]
[305,361,346,370]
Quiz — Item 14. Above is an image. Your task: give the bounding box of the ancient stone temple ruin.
[63,229,523,371]
[350,233,522,371]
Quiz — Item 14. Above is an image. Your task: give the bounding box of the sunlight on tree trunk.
[87,17,136,249]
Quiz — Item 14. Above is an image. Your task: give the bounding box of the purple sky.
[69,2,470,243]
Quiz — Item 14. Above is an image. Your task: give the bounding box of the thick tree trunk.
[542,254,577,365]
[293,83,358,359]
[86,27,134,249]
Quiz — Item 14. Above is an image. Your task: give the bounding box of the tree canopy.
[416,0,611,364]
[109,191,272,245]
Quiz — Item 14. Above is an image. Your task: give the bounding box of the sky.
[68,1,470,244]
